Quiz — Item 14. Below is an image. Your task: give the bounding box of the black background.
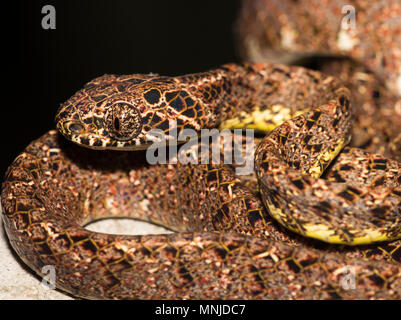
[2,0,240,179]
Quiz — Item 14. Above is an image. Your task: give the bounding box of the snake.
[236,0,401,160]
[2,2,401,300]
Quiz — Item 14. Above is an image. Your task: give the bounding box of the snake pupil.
[104,102,142,141]
[114,117,120,131]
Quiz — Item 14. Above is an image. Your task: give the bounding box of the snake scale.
[1,1,401,299]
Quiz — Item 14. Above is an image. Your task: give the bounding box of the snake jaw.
[55,101,150,150]
[56,124,151,150]
[56,115,155,151]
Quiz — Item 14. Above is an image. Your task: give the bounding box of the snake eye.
[104,102,142,141]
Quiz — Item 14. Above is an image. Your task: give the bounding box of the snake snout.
[56,120,85,137]
[67,122,85,133]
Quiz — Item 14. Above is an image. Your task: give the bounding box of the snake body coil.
[1,61,400,299]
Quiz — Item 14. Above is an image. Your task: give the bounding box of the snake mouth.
[56,119,152,150]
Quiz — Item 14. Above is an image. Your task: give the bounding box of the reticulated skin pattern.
[2,61,400,299]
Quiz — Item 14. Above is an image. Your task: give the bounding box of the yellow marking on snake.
[222,105,395,245]
[265,197,392,245]
[219,106,307,131]
[302,224,392,245]
[307,138,347,179]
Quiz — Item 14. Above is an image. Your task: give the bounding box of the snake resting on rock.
[2,1,401,299]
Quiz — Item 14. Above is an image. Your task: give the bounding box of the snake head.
[55,73,206,150]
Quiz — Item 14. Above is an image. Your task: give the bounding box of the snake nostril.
[68,122,85,133]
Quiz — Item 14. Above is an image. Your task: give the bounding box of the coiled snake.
[1,1,401,299]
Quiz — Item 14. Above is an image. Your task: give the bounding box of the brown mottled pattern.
[255,100,401,243]
[236,0,401,96]
[1,60,401,299]
[55,63,345,150]
[236,0,401,162]
[1,132,400,299]
[308,58,401,162]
